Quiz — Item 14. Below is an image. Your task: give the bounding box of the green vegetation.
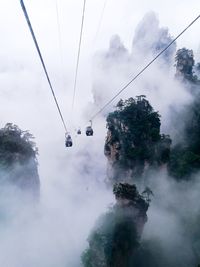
[0,123,38,168]
[169,145,200,179]
[169,48,200,179]
[82,183,149,267]
[83,46,200,267]
[82,212,139,267]
[0,123,39,192]
[104,48,200,181]
[175,48,195,81]
[105,96,171,180]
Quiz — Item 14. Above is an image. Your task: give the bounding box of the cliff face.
[169,49,200,180]
[175,48,194,80]
[82,183,149,267]
[0,123,40,196]
[104,96,171,183]
[113,183,149,236]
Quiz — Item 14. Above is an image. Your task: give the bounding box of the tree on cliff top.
[105,96,171,180]
[0,123,39,193]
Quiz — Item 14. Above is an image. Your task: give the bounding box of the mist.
[91,11,200,266]
[0,1,200,267]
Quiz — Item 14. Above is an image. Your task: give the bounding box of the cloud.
[0,1,199,266]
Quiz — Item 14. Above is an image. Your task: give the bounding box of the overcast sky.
[0,0,199,150]
[0,0,199,113]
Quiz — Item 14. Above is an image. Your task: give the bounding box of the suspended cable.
[20,0,68,133]
[55,0,62,48]
[90,14,200,121]
[55,0,64,77]
[93,0,108,43]
[71,0,87,111]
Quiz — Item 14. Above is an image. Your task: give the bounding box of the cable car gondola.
[86,126,93,136]
[86,121,93,136]
[65,134,73,147]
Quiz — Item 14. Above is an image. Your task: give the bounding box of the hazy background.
[0,0,199,266]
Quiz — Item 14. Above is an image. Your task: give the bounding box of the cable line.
[55,0,62,50]
[71,0,87,111]
[93,0,108,43]
[20,0,68,133]
[55,0,64,78]
[90,14,200,121]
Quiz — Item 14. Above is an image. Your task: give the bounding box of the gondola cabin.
[86,126,93,136]
[65,134,73,147]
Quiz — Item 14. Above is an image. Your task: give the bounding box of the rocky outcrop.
[104,97,171,183]
[175,48,194,80]
[0,123,40,196]
[113,183,149,236]
[82,183,149,267]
